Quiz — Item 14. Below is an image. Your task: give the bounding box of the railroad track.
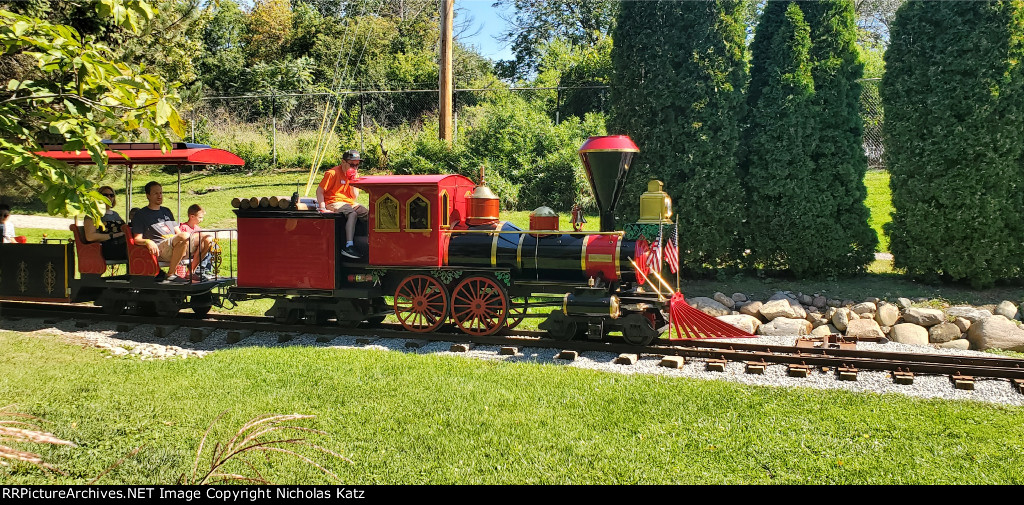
[3,301,1023,394]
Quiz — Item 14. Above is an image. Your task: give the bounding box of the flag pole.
[674,219,680,293]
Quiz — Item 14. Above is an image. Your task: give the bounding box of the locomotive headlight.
[638,180,674,224]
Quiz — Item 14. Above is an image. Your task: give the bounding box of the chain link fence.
[859,78,884,169]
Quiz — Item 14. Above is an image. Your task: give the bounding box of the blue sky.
[454,0,513,61]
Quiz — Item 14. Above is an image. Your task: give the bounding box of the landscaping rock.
[713,292,735,309]
[731,292,748,303]
[798,293,814,306]
[938,339,971,350]
[846,319,884,340]
[875,303,901,327]
[716,314,761,335]
[811,324,837,337]
[966,315,1024,351]
[864,297,880,304]
[806,312,825,325]
[826,298,841,308]
[995,300,1019,320]
[811,295,827,309]
[903,308,944,327]
[759,318,812,336]
[928,322,962,344]
[859,312,874,319]
[897,297,913,309]
[945,306,992,324]
[760,299,800,321]
[842,299,856,308]
[831,308,851,332]
[740,301,764,320]
[852,302,877,314]
[953,317,971,333]
[690,297,731,317]
[880,325,891,335]
[891,323,929,346]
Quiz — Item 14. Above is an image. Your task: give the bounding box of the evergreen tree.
[745,2,820,275]
[882,1,1024,287]
[798,0,878,274]
[608,0,748,270]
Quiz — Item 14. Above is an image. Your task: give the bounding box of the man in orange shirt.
[317,150,368,259]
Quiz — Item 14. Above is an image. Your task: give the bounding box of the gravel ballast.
[3,317,1023,407]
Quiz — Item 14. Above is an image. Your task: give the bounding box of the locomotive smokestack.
[578,135,639,232]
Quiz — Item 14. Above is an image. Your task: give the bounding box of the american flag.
[646,236,662,274]
[664,222,679,274]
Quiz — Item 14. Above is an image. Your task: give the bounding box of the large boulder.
[758,318,812,336]
[740,301,764,320]
[903,308,944,327]
[845,319,884,340]
[689,297,731,317]
[731,292,748,303]
[831,308,851,332]
[966,315,1024,351]
[945,306,992,324]
[716,314,761,334]
[995,301,1019,320]
[928,322,962,344]
[811,324,839,336]
[760,299,800,321]
[891,323,929,346]
[953,317,971,333]
[875,303,901,327]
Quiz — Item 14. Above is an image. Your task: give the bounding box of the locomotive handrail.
[444,229,624,236]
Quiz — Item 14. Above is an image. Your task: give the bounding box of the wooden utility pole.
[439,0,454,143]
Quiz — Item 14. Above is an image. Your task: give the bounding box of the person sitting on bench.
[83,186,127,260]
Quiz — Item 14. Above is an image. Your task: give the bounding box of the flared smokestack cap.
[578,135,639,232]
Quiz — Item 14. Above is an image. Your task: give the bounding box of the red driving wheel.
[451,276,509,336]
[394,275,449,333]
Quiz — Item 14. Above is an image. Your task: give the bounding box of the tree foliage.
[745,2,819,275]
[494,0,617,79]
[0,1,184,217]
[881,0,1024,287]
[609,0,748,271]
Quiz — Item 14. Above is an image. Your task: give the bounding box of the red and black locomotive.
[1,136,752,345]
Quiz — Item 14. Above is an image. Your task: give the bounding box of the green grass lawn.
[864,170,893,253]
[2,331,1023,484]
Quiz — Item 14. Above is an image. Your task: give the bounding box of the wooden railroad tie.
[450,343,475,353]
[951,374,975,391]
[74,320,90,328]
[116,323,134,333]
[837,366,859,382]
[43,318,60,324]
[277,332,296,343]
[659,356,684,369]
[315,335,335,343]
[892,370,915,385]
[226,329,253,344]
[355,336,378,345]
[788,363,811,378]
[154,325,180,338]
[189,327,213,343]
[556,350,578,361]
[745,360,767,375]
[614,353,638,366]
[1013,379,1024,394]
[405,339,429,349]
[498,346,518,356]
[706,358,727,372]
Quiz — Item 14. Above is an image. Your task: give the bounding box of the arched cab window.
[376,194,400,232]
[407,194,430,231]
[440,191,450,228]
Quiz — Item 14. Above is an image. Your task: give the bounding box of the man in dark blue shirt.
[132,181,211,282]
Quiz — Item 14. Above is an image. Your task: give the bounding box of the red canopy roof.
[352,174,471,188]
[37,143,244,166]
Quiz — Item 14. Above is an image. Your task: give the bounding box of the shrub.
[882,0,1024,287]
[745,2,819,276]
[609,0,749,271]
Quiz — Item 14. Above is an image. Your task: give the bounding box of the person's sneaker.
[192,272,217,282]
[341,245,361,259]
[154,270,167,281]
[164,274,189,284]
